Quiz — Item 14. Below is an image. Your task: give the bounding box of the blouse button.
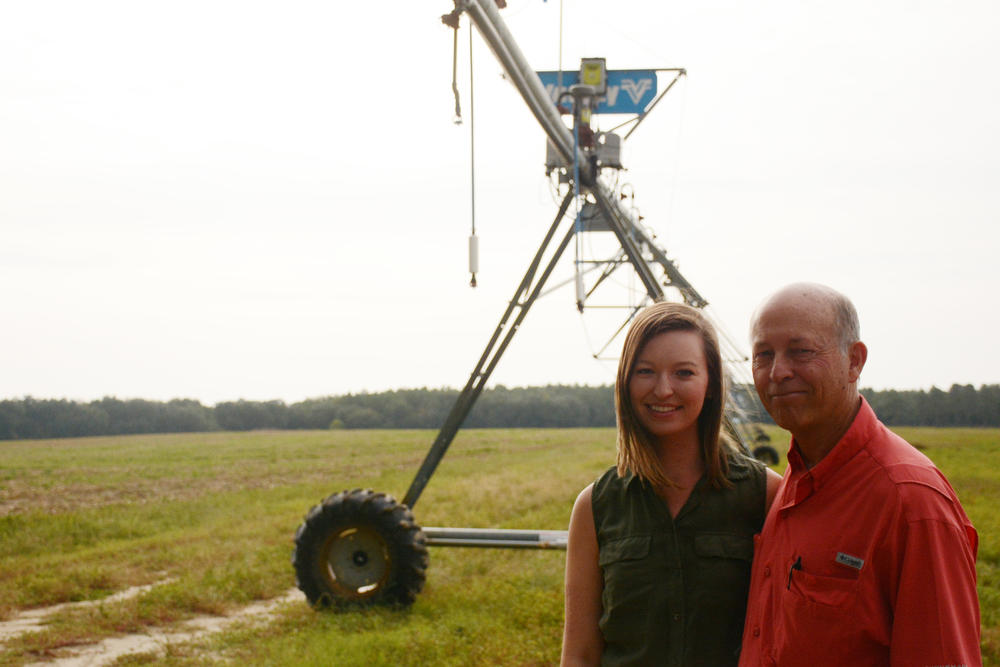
[763,566,771,577]
[752,626,761,637]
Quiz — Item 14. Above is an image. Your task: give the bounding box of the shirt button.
[752,626,760,637]
[672,613,681,622]
[763,566,771,577]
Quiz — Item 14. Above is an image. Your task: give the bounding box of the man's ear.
[847,341,868,383]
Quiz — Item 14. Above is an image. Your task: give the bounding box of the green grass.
[1,426,997,665]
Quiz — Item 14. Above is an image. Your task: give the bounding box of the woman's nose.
[653,373,674,397]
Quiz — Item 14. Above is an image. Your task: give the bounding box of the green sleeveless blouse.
[591,451,767,666]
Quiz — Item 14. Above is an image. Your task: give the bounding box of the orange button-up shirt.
[739,398,980,666]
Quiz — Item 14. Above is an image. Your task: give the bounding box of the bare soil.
[1,582,301,666]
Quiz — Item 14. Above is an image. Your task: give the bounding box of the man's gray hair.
[751,282,861,353]
[830,290,861,352]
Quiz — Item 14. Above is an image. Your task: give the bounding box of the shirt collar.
[787,395,878,491]
[623,469,642,489]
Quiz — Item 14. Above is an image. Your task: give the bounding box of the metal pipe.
[424,527,568,550]
[460,0,582,174]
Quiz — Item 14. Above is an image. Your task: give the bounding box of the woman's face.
[628,330,710,446]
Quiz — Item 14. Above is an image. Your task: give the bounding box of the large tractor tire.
[752,444,780,466]
[293,489,428,607]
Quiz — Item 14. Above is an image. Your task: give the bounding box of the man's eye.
[753,351,773,361]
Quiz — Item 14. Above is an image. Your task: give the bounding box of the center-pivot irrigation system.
[292,0,778,608]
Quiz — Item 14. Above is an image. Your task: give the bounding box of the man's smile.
[768,389,808,401]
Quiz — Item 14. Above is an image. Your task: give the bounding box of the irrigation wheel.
[752,444,781,466]
[293,488,428,607]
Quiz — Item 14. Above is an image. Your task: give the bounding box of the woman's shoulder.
[592,464,630,495]
[723,447,767,483]
[594,463,620,482]
[591,464,644,516]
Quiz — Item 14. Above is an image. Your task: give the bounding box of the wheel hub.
[321,525,390,598]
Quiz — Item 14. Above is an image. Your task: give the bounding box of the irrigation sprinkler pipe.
[461,0,581,175]
[423,527,568,550]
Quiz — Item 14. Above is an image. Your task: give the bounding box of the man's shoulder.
[864,424,964,522]
[865,424,942,481]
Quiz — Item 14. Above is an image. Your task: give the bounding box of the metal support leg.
[402,192,577,509]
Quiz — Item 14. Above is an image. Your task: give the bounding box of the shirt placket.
[664,514,685,665]
[662,486,702,666]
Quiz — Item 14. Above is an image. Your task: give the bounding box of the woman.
[561,302,781,666]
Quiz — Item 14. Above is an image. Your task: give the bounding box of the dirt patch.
[3,584,301,666]
[30,590,301,666]
[0,582,169,643]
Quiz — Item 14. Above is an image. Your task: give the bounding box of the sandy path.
[0,582,169,643]
[1,584,302,666]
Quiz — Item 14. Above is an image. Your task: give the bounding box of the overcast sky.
[2,0,998,405]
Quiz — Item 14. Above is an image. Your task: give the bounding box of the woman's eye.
[676,369,694,378]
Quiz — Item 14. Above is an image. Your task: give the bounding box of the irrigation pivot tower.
[291,0,777,608]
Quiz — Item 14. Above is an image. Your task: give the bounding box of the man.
[739,283,980,666]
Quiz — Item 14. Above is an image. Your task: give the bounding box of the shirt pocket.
[598,535,655,644]
[775,565,860,661]
[787,566,859,610]
[598,535,651,566]
[690,533,755,648]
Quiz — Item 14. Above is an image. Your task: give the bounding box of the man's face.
[750,294,861,440]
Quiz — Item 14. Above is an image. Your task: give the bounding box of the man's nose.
[770,353,794,382]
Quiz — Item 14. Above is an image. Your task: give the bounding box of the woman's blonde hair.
[615,301,732,489]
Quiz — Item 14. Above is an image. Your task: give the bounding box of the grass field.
[0,425,997,665]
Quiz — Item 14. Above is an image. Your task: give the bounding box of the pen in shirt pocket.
[787,556,802,590]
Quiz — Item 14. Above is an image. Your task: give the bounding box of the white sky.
[2,1,998,405]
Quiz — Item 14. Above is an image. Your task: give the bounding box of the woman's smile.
[629,330,709,444]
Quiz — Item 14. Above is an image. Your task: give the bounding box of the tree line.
[0,383,998,440]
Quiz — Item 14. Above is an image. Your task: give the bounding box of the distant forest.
[0,384,998,440]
